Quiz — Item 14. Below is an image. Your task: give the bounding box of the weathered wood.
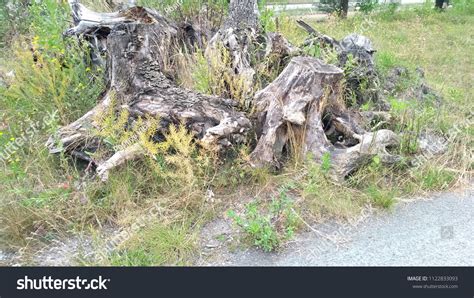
[224,0,260,30]
[47,3,252,179]
[206,0,296,103]
[298,20,387,110]
[250,57,400,179]
[206,0,261,97]
[49,1,402,182]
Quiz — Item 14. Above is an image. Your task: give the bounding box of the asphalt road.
[208,188,473,266]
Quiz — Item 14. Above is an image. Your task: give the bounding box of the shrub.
[190,45,252,108]
[1,0,104,127]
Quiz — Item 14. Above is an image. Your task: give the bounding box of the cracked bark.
[48,1,401,181]
[47,2,251,180]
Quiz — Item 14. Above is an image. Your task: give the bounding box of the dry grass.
[0,2,472,263]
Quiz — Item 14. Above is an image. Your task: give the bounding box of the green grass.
[108,223,197,266]
[365,185,397,209]
[0,0,472,261]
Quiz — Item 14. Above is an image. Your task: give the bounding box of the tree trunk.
[206,0,261,100]
[435,0,445,9]
[206,0,296,104]
[339,0,349,18]
[224,0,260,30]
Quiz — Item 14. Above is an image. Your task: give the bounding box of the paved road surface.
[206,188,473,266]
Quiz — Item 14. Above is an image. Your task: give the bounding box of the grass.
[299,159,365,220]
[108,223,197,266]
[0,0,472,262]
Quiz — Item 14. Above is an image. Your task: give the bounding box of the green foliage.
[191,50,213,94]
[29,0,69,52]
[376,51,399,74]
[320,152,332,175]
[0,0,104,248]
[189,45,252,107]
[1,0,104,127]
[303,38,339,66]
[228,187,299,252]
[259,0,276,32]
[451,0,474,14]
[359,0,378,14]
[0,0,30,47]
[388,95,440,156]
[300,159,363,220]
[1,0,472,262]
[318,0,340,13]
[375,2,400,20]
[138,0,228,24]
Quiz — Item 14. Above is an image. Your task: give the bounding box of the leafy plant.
[1,0,104,126]
[0,0,30,47]
[320,152,332,175]
[228,187,299,252]
[190,45,252,108]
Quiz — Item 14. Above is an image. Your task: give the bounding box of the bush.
[0,0,104,248]
[1,0,104,126]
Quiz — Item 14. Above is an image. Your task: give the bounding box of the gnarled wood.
[297,20,388,110]
[47,3,252,179]
[250,57,399,179]
[49,1,403,182]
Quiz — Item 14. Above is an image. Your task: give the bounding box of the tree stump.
[47,3,252,180]
[250,57,400,179]
[48,1,401,182]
